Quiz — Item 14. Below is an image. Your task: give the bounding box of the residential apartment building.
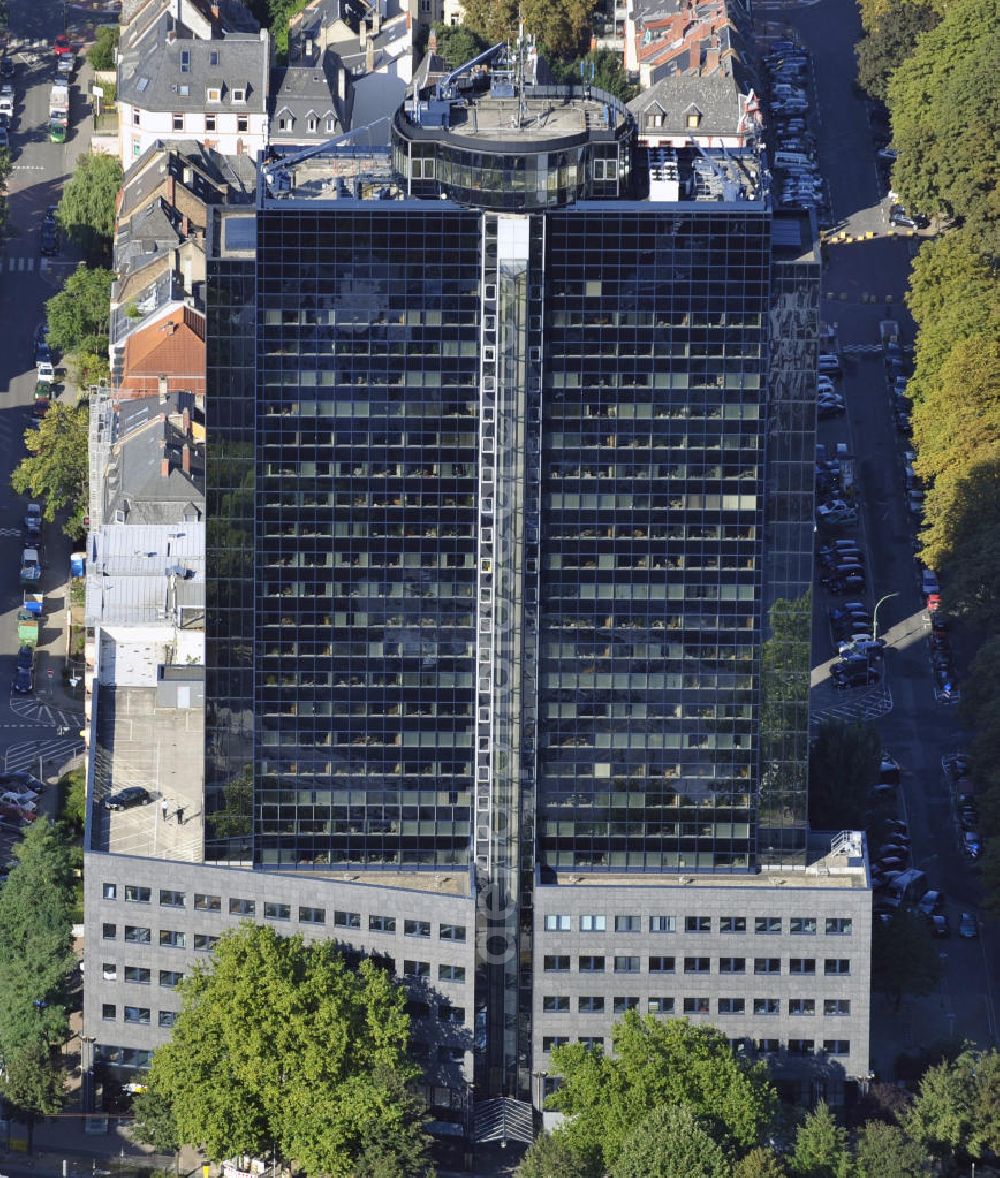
[116,0,270,166]
[83,48,870,1146]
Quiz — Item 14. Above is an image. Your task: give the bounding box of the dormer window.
[207,86,221,103]
[210,49,220,65]
[232,87,246,103]
[307,115,318,133]
[686,107,702,128]
[326,115,336,132]
[646,112,664,128]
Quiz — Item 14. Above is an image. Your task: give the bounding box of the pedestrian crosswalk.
[5,256,35,272]
[840,343,882,355]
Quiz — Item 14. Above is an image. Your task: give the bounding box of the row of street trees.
[0,821,78,1149]
[854,0,1000,907]
[517,1011,1000,1175]
[10,151,122,538]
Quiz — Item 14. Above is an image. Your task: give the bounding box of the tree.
[0,145,11,237]
[11,401,89,538]
[516,1131,599,1178]
[549,48,639,102]
[57,153,123,262]
[431,22,488,69]
[887,0,1000,254]
[58,768,87,838]
[853,1121,932,1177]
[147,924,432,1177]
[872,910,942,1010]
[807,719,880,830]
[609,1105,730,1178]
[546,1013,777,1170]
[87,24,119,71]
[45,266,113,356]
[903,1048,1000,1164]
[0,821,77,1150]
[460,0,597,54]
[733,1148,788,1178]
[131,1084,181,1154]
[267,0,311,60]
[855,2,939,102]
[789,1103,851,1178]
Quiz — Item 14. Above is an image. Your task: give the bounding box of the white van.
[774,151,814,169]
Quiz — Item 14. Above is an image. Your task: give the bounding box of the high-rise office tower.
[85,56,870,1139]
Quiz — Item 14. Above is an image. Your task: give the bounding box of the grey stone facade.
[532,837,871,1103]
[84,852,477,1110]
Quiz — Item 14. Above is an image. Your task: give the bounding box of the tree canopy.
[431,22,488,69]
[887,0,1000,253]
[853,1121,933,1177]
[11,401,89,538]
[57,153,123,262]
[855,1,939,102]
[86,25,119,71]
[609,1104,730,1178]
[545,1014,776,1171]
[871,910,942,1010]
[459,0,597,55]
[789,1102,851,1177]
[807,719,881,830]
[903,1048,1000,1164]
[45,266,113,360]
[0,820,77,1147]
[145,924,432,1177]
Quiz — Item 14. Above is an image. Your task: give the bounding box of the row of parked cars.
[763,42,828,221]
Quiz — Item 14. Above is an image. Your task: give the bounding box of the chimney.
[210,1,219,17]
[182,443,192,475]
[428,28,437,53]
[182,406,192,435]
[305,34,314,61]
[181,213,190,236]
[161,447,171,478]
[703,43,720,73]
[359,19,366,48]
[337,66,346,101]
[365,37,374,72]
[168,175,176,207]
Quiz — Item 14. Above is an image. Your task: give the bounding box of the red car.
[53,34,71,56]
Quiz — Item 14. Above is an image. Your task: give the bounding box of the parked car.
[36,361,55,383]
[920,568,940,597]
[0,56,13,80]
[40,220,58,256]
[103,786,152,811]
[53,33,72,56]
[963,831,982,859]
[929,914,951,938]
[24,502,42,537]
[19,548,41,584]
[959,912,979,939]
[917,890,943,916]
[832,662,880,688]
[0,789,38,808]
[13,646,34,694]
[34,340,51,366]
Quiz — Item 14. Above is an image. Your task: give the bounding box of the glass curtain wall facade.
[251,208,483,869]
[538,208,773,873]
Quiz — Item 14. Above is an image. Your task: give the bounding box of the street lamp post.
[872,591,900,642]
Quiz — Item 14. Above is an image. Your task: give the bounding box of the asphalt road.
[764,0,999,1071]
[1,0,90,818]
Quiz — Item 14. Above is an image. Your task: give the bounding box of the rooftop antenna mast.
[516,20,526,129]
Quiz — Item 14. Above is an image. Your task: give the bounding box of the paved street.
[1,1,90,786]
[772,0,999,1073]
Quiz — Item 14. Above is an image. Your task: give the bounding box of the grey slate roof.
[628,72,751,137]
[119,141,257,223]
[118,9,268,115]
[269,50,350,140]
[104,399,206,526]
[114,198,181,280]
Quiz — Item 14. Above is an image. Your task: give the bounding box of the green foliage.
[0,145,11,236]
[887,0,1000,253]
[733,1148,788,1177]
[58,768,86,837]
[57,153,123,262]
[548,49,640,102]
[516,1130,599,1178]
[0,821,77,1129]
[45,266,113,356]
[807,719,880,830]
[546,1013,777,1169]
[853,1121,932,1177]
[904,1048,1000,1163]
[431,22,488,69]
[87,25,119,71]
[147,924,432,1177]
[855,2,939,101]
[459,0,597,55]
[609,1104,730,1178]
[789,1103,851,1177]
[871,910,942,1010]
[267,0,311,60]
[11,401,89,537]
